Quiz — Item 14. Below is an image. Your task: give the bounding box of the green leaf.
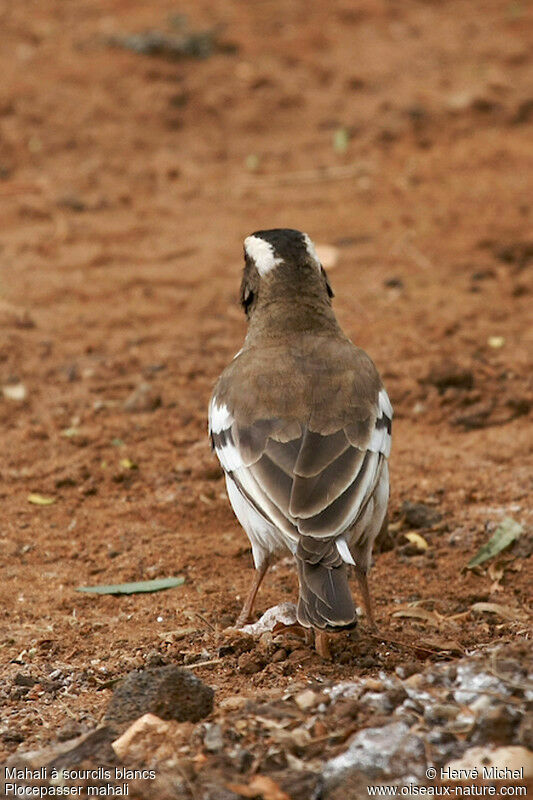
[466,518,523,569]
[27,493,56,506]
[333,127,350,153]
[76,577,185,595]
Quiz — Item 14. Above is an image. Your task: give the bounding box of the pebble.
[2,383,27,402]
[237,651,266,675]
[123,382,161,412]
[203,723,224,753]
[294,689,318,711]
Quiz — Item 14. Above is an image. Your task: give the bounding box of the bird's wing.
[209,388,392,545]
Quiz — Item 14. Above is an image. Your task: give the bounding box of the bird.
[208,229,392,658]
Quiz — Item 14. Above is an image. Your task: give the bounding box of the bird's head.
[240,229,334,321]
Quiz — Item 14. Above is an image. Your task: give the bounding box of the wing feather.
[209,389,392,547]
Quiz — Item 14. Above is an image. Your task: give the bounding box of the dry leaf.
[27,493,56,506]
[392,607,442,628]
[404,531,429,551]
[470,602,527,622]
[227,775,290,800]
[418,636,464,654]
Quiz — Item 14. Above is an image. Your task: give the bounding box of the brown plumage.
[209,229,392,656]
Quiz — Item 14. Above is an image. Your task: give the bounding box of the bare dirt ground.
[0,0,532,796]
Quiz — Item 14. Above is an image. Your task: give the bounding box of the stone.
[425,361,474,392]
[105,666,214,727]
[401,501,442,529]
[203,723,224,753]
[123,382,161,412]
[322,721,426,788]
[237,651,266,675]
[294,689,318,711]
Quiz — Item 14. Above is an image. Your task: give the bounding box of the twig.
[368,631,463,656]
[188,658,223,668]
[195,612,215,632]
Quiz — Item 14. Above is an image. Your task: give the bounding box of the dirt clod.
[400,501,442,529]
[105,666,214,727]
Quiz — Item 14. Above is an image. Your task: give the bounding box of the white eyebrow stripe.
[302,232,321,269]
[244,235,282,275]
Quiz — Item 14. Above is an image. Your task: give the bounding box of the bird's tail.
[296,537,356,630]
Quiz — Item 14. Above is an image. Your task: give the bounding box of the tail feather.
[296,537,356,630]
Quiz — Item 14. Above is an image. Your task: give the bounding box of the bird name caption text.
[3,766,157,796]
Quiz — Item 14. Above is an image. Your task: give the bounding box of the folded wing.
[209,388,392,547]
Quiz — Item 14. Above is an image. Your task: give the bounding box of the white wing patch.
[379,388,393,419]
[209,399,233,434]
[336,535,356,566]
[244,235,282,276]
[367,388,393,459]
[209,399,244,472]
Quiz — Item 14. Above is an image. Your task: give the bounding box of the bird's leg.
[354,564,377,630]
[235,561,269,628]
[314,629,332,660]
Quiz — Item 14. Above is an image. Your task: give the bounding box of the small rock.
[294,689,318,711]
[56,721,84,742]
[231,746,254,773]
[424,704,459,725]
[384,277,404,289]
[2,383,27,402]
[105,665,214,727]
[425,362,474,392]
[272,648,288,663]
[401,501,442,529]
[14,673,38,687]
[445,89,496,113]
[219,631,255,656]
[203,722,224,753]
[237,651,266,675]
[364,678,384,691]
[469,703,519,745]
[322,721,426,787]
[123,382,161,412]
[404,673,424,689]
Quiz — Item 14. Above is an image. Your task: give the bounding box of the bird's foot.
[314,629,332,660]
[234,611,254,629]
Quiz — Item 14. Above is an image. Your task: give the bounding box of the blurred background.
[0,0,531,765]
